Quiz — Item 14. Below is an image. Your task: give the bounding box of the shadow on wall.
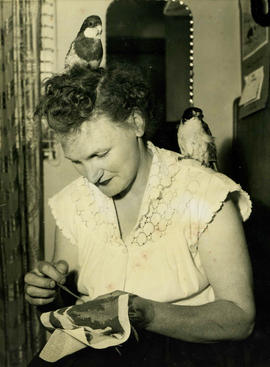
[218,138,236,177]
[218,140,270,366]
[241,199,270,367]
[151,120,180,153]
[244,199,270,317]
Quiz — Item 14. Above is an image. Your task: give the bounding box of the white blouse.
[49,142,251,306]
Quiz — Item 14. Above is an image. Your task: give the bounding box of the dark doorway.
[106,0,191,152]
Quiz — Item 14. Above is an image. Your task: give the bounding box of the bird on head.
[65,15,103,70]
[177,107,218,170]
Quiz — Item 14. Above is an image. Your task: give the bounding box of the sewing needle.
[57,283,84,302]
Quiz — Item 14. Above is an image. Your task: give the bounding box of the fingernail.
[50,280,55,288]
[59,278,65,285]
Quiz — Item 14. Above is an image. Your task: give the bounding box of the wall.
[44,0,242,258]
[166,15,190,121]
[185,0,241,173]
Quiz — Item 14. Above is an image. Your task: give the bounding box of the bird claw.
[178,154,191,160]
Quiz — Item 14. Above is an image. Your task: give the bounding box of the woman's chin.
[97,178,132,199]
[97,186,115,197]
[97,183,122,198]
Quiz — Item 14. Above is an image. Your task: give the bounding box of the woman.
[25,63,255,366]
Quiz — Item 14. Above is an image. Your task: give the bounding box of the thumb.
[55,260,69,275]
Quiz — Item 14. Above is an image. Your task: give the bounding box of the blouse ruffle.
[176,159,252,254]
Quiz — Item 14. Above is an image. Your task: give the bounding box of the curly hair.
[36,62,157,140]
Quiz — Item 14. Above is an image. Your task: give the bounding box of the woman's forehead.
[60,116,130,157]
[57,116,113,141]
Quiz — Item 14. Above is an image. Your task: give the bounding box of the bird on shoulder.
[177,107,218,170]
[65,15,103,70]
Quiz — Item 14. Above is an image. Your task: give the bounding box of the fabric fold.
[39,292,131,362]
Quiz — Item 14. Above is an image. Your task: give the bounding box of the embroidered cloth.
[39,292,130,362]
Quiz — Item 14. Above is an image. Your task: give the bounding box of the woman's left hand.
[93,290,154,329]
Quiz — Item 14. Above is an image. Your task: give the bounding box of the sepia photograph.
[0,0,270,366]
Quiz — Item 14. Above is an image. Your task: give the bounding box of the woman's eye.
[72,161,81,165]
[97,151,108,158]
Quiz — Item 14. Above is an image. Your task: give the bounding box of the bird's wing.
[208,140,217,163]
[192,134,211,164]
[65,41,86,69]
[177,123,188,156]
[202,121,213,136]
[74,38,103,62]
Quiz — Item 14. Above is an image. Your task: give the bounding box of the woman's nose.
[84,162,103,184]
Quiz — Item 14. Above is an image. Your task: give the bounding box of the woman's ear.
[130,111,145,137]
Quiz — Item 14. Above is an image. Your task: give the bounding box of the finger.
[25,284,56,298]
[37,261,66,284]
[32,267,45,277]
[110,290,128,297]
[25,293,55,306]
[24,272,56,289]
[75,299,84,305]
[54,260,69,275]
[95,290,127,301]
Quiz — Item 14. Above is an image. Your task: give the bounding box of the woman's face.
[60,115,143,198]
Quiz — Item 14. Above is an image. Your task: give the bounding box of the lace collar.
[71,142,181,247]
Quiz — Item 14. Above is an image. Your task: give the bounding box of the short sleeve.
[181,166,252,254]
[48,178,84,246]
[198,172,252,236]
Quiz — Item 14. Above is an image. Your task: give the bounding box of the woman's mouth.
[98,178,112,186]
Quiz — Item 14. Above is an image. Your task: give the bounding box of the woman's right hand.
[24,260,69,306]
